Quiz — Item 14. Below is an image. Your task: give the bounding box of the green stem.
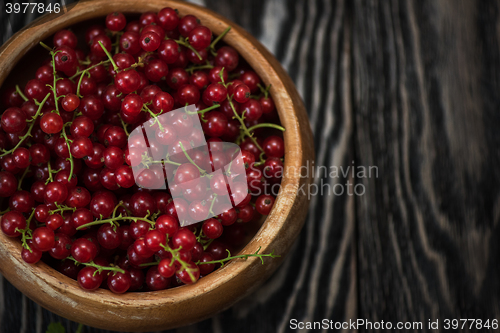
[76,323,84,333]
[185,63,214,74]
[49,205,76,215]
[142,105,164,131]
[70,60,110,80]
[178,141,208,177]
[61,123,74,180]
[118,114,130,136]
[0,93,50,157]
[197,247,280,266]
[39,41,52,52]
[209,26,231,55]
[17,166,30,190]
[76,214,154,230]
[186,103,220,115]
[228,96,263,152]
[15,85,28,102]
[176,37,202,60]
[161,243,197,281]
[247,123,286,133]
[98,41,118,72]
[67,256,125,274]
[76,71,87,98]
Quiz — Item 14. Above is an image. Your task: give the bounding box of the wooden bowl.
[0,0,314,331]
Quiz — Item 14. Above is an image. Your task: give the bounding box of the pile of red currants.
[0,7,284,293]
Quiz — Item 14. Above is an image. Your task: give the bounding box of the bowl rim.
[0,0,314,330]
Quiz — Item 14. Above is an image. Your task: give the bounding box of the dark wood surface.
[1,0,499,332]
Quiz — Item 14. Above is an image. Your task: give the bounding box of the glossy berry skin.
[178,15,199,37]
[233,84,251,104]
[202,111,228,137]
[202,218,223,239]
[256,194,275,215]
[90,191,116,218]
[32,227,55,252]
[1,211,26,237]
[70,137,94,159]
[103,126,127,148]
[40,112,63,134]
[34,205,50,223]
[80,95,104,120]
[172,228,196,252]
[22,241,43,264]
[156,215,179,237]
[106,12,127,31]
[215,46,239,71]
[259,96,275,114]
[53,29,77,48]
[120,31,141,55]
[90,34,112,58]
[103,146,124,170]
[130,192,156,218]
[1,107,26,133]
[145,59,169,82]
[146,266,170,291]
[47,214,64,230]
[62,94,80,112]
[176,262,200,285]
[218,208,237,226]
[140,31,161,52]
[9,190,34,213]
[24,79,48,101]
[158,258,176,278]
[158,40,180,64]
[97,224,122,250]
[54,45,77,72]
[108,271,131,294]
[115,69,141,94]
[78,266,103,290]
[44,182,69,205]
[70,116,94,137]
[263,135,285,158]
[158,7,179,30]
[188,26,211,50]
[202,83,227,106]
[152,92,174,114]
[49,233,72,259]
[115,165,135,188]
[71,238,98,263]
[144,229,166,252]
[0,171,17,197]
[240,99,263,121]
[240,70,261,93]
[263,157,283,179]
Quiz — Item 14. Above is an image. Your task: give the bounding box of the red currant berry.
[178,15,199,37]
[9,190,34,213]
[78,266,103,290]
[172,228,196,252]
[53,29,77,48]
[105,12,127,31]
[71,237,98,263]
[90,191,116,218]
[1,211,26,237]
[49,233,72,259]
[263,135,285,158]
[158,40,180,64]
[145,266,170,291]
[107,271,131,294]
[40,112,63,134]
[215,46,239,71]
[1,107,26,133]
[202,218,223,239]
[176,262,200,284]
[233,84,251,103]
[140,31,161,52]
[90,34,112,58]
[70,137,93,159]
[188,26,211,50]
[32,227,55,252]
[61,94,80,112]
[54,45,77,72]
[158,258,176,278]
[158,7,179,30]
[22,240,43,264]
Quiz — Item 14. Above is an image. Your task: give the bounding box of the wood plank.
[353,0,500,328]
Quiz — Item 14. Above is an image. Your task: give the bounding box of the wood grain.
[0,0,314,331]
[353,0,500,329]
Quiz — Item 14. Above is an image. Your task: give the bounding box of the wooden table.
[1,0,498,332]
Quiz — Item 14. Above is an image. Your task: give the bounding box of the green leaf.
[46,322,65,333]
